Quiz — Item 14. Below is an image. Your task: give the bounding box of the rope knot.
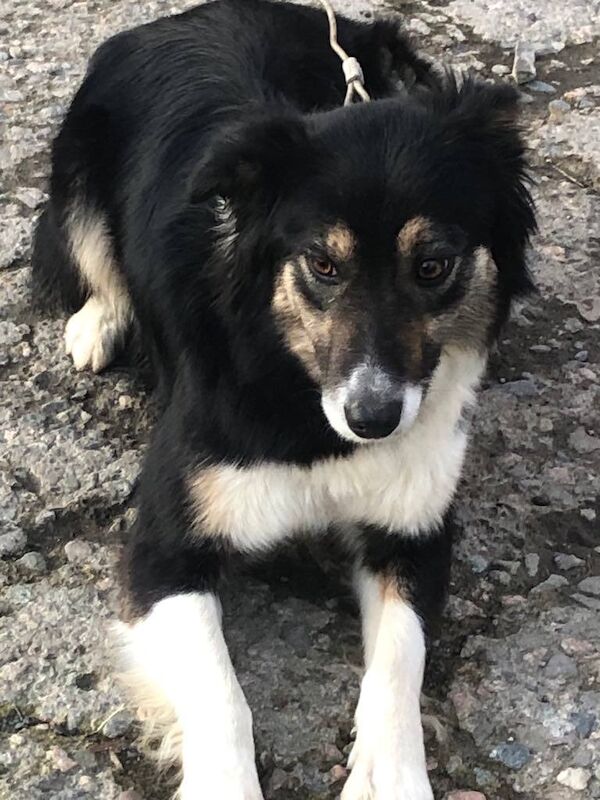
[317,0,371,106]
[342,57,365,87]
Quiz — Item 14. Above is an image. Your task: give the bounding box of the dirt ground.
[1,1,599,798]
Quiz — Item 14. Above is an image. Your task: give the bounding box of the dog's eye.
[309,257,338,283]
[416,257,454,285]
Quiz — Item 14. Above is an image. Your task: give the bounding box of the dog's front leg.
[117,434,264,800]
[342,519,453,800]
[123,591,264,800]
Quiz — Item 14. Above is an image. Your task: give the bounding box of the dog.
[32,0,536,797]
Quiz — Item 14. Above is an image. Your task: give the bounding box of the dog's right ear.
[190,113,317,207]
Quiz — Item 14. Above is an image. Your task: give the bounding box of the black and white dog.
[32,0,535,797]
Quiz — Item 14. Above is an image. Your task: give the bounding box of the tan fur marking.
[426,247,498,348]
[325,223,356,261]
[380,574,408,604]
[271,262,331,381]
[402,319,426,378]
[397,216,432,257]
[188,466,230,537]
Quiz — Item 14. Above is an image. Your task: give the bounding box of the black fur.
[32,0,535,627]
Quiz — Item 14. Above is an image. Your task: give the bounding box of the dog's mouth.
[321,365,424,444]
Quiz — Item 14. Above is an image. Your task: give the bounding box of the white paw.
[341,738,434,800]
[64,296,121,372]
[179,764,264,800]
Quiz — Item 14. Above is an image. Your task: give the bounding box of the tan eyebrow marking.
[397,216,433,256]
[325,223,357,261]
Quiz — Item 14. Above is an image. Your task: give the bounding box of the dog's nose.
[344,396,403,439]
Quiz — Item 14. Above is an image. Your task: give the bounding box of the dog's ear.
[190,113,316,206]
[441,77,537,296]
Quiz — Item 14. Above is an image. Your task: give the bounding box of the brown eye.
[310,257,338,282]
[416,257,454,285]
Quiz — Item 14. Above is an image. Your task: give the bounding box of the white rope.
[316,0,371,105]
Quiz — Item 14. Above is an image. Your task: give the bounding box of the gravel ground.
[1,1,599,798]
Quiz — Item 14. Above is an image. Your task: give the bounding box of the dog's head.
[194,78,535,443]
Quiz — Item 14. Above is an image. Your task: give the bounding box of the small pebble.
[530,574,568,594]
[548,99,570,120]
[491,64,510,76]
[544,653,578,679]
[500,378,537,397]
[102,709,133,739]
[524,553,539,576]
[572,712,596,739]
[573,593,600,611]
[446,791,487,800]
[528,80,556,94]
[0,528,27,557]
[16,551,47,572]
[490,741,531,770]
[554,553,584,570]
[117,791,143,800]
[556,767,590,791]
[578,576,600,596]
[47,746,77,773]
[569,427,600,454]
[64,539,93,563]
[329,764,348,782]
[512,39,536,84]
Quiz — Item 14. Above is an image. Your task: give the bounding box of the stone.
[490,742,532,770]
[500,378,537,397]
[577,576,600,596]
[16,551,47,572]
[64,539,94,563]
[47,746,77,772]
[568,427,600,454]
[524,553,540,576]
[491,64,510,77]
[571,712,596,739]
[576,297,600,322]
[0,527,27,557]
[572,593,600,611]
[468,554,489,574]
[101,709,134,738]
[544,653,578,679]
[530,574,568,594]
[554,553,584,570]
[446,793,487,800]
[117,792,143,800]
[528,80,556,94]
[556,767,590,790]
[512,40,536,84]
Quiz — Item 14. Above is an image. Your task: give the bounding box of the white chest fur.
[189,347,486,552]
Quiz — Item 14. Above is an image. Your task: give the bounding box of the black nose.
[344,397,403,439]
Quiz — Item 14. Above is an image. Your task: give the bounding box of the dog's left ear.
[444,78,537,296]
[191,113,317,207]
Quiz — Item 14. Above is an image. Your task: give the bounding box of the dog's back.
[31,0,433,332]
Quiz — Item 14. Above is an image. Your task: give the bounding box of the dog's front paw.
[179,769,264,800]
[64,296,121,372]
[341,739,434,800]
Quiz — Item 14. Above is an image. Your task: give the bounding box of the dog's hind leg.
[63,207,132,372]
